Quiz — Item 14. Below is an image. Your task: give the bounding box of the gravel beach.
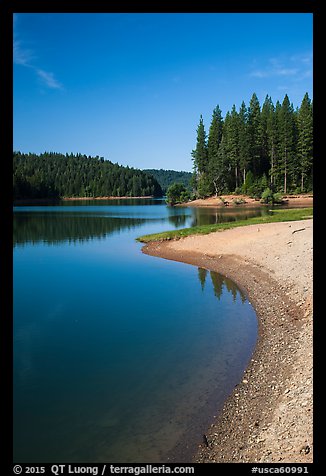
[142,218,313,463]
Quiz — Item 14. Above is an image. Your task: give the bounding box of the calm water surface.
[13,199,261,462]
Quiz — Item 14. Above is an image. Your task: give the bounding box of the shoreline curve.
[142,219,313,463]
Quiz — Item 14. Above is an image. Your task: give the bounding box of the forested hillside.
[192,92,313,198]
[143,169,192,194]
[13,152,162,200]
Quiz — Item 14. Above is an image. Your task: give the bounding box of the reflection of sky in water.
[13,201,258,463]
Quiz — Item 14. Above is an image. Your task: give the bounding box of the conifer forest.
[191,92,313,198]
[13,152,162,200]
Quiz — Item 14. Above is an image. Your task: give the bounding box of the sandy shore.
[142,219,313,463]
[180,194,313,208]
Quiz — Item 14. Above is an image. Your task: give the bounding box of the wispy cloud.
[250,67,298,78]
[13,14,63,91]
[249,53,312,81]
[13,39,35,66]
[36,69,63,90]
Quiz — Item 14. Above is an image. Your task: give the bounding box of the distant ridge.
[13,151,163,200]
[143,168,192,194]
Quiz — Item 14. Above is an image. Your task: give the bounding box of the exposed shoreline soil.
[142,219,313,463]
[178,194,313,208]
[13,193,313,207]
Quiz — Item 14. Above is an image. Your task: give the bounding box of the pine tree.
[191,115,208,175]
[208,135,228,196]
[207,106,224,195]
[207,105,223,163]
[279,94,296,194]
[266,98,279,188]
[248,92,262,178]
[224,105,239,190]
[297,93,313,191]
[191,115,209,196]
[238,101,250,186]
[260,95,275,181]
[273,100,283,190]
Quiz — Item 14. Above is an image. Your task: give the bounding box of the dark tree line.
[191,92,313,198]
[143,169,192,194]
[13,152,163,200]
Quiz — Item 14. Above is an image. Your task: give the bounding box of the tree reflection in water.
[198,267,246,303]
[13,213,147,247]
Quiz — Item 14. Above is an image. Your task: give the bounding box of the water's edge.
[142,242,305,463]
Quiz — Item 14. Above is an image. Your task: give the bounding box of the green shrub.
[261,187,274,204]
[261,188,284,204]
[166,183,189,205]
[272,192,283,204]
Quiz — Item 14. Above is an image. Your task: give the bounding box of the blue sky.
[13,13,313,172]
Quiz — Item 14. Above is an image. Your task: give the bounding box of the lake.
[13,199,261,463]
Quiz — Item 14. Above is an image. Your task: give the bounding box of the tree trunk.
[213,179,218,197]
[284,147,287,194]
[270,145,274,186]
